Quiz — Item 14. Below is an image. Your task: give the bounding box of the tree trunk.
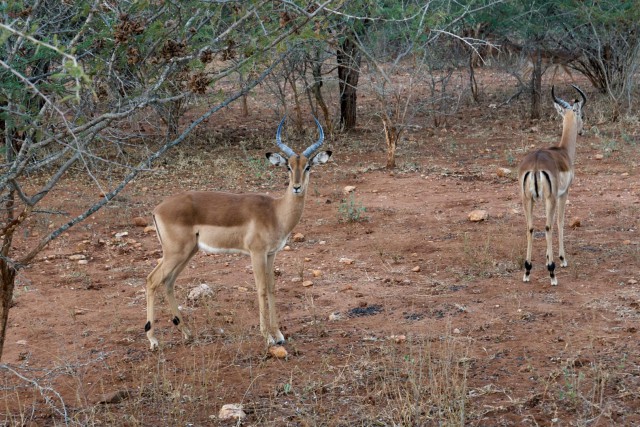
[311,49,332,135]
[530,50,543,120]
[382,117,398,169]
[0,261,16,361]
[337,37,361,131]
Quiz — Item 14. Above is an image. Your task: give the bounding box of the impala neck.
[559,110,578,164]
[276,184,307,234]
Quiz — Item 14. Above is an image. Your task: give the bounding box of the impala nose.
[292,185,302,194]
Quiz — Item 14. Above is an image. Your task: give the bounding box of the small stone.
[16,340,27,346]
[628,279,638,285]
[144,225,156,233]
[339,257,354,265]
[218,404,246,421]
[115,231,128,238]
[78,260,89,265]
[496,167,512,177]
[468,210,488,222]
[188,284,213,301]
[97,389,132,405]
[329,312,342,321]
[311,270,322,277]
[411,266,421,272]
[453,328,461,334]
[132,217,147,227]
[343,185,356,195]
[293,233,305,242]
[340,284,353,292]
[594,154,604,160]
[623,240,632,245]
[268,346,288,359]
[69,254,86,261]
[302,280,313,287]
[570,217,581,228]
[389,334,406,344]
[283,245,291,251]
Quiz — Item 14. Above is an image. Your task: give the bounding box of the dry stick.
[0,364,69,426]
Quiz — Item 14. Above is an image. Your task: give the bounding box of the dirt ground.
[1,72,639,426]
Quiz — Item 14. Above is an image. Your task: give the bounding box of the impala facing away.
[145,117,332,350]
[518,84,586,286]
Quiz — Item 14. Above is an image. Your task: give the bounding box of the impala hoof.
[149,338,159,351]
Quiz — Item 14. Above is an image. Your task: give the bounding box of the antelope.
[518,84,586,286]
[522,48,580,83]
[144,117,332,350]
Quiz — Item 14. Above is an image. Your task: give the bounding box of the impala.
[145,117,332,350]
[518,84,586,286]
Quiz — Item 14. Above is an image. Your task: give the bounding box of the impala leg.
[251,251,275,346]
[557,193,569,267]
[523,196,534,283]
[145,249,195,350]
[266,253,285,345]
[545,196,558,286]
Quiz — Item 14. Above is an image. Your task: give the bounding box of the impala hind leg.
[544,196,558,286]
[557,193,569,267]
[523,196,534,282]
[145,249,196,350]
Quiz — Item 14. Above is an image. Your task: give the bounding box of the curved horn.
[275,116,295,158]
[571,84,587,108]
[302,116,324,158]
[551,85,571,109]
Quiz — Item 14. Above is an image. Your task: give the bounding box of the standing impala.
[145,117,332,350]
[519,84,586,286]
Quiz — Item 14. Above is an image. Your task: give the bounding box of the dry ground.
[1,72,640,426]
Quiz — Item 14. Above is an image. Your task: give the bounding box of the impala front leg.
[251,252,275,345]
[266,253,285,345]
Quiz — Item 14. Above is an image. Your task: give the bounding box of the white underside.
[197,241,249,255]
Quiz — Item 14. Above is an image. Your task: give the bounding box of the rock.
[283,245,291,251]
[340,284,353,292]
[16,340,27,346]
[570,217,581,228]
[453,328,461,334]
[339,257,354,265]
[329,312,342,321]
[623,240,631,245]
[594,154,604,160]
[69,254,86,261]
[188,284,213,301]
[144,225,156,233]
[311,269,322,277]
[98,389,132,405]
[268,346,288,359]
[412,266,421,272]
[302,280,313,287]
[78,260,89,265]
[292,233,305,242]
[115,231,128,238]
[218,404,246,421]
[496,167,512,177]
[343,185,356,195]
[132,217,147,227]
[468,210,488,222]
[628,279,638,285]
[388,334,406,344]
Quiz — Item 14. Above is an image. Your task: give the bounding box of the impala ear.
[311,150,332,165]
[266,152,288,166]
[554,102,565,116]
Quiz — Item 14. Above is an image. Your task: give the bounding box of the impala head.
[552,84,587,135]
[266,116,332,195]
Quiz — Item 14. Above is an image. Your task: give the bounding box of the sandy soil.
[1,74,639,426]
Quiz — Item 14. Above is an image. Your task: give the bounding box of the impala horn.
[275,116,296,158]
[571,84,587,108]
[302,116,325,158]
[551,85,571,109]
